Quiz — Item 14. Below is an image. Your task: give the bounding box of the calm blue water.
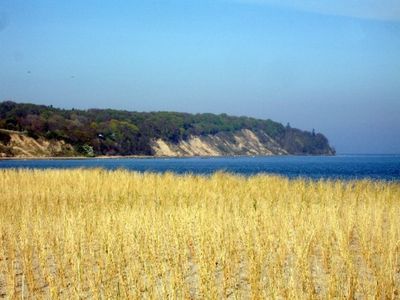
[1,155,399,181]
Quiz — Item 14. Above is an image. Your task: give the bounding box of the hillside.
[0,101,335,157]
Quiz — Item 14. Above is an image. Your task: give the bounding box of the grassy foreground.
[0,169,399,299]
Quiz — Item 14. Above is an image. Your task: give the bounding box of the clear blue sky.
[1,0,399,153]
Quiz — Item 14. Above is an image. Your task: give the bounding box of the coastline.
[0,155,262,161]
[0,153,339,161]
[0,155,156,161]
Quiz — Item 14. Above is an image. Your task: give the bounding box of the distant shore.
[0,155,243,160]
[0,153,338,161]
[0,155,158,160]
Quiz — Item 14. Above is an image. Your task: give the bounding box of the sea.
[0,154,399,181]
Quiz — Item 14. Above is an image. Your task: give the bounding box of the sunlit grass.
[0,169,399,298]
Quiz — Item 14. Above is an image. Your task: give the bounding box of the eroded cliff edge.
[0,129,75,158]
[152,129,289,156]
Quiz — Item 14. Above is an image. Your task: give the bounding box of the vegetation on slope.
[0,129,76,158]
[0,169,399,298]
[0,101,335,156]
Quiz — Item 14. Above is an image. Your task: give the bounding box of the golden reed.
[0,169,399,298]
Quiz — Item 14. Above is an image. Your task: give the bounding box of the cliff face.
[151,129,289,156]
[0,130,75,158]
[151,128,337,157]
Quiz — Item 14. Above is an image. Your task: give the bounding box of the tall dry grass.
[0,169,399,299]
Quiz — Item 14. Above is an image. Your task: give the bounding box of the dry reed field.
[0,169,400,299]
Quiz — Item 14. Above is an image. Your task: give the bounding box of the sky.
[0,0,399,154]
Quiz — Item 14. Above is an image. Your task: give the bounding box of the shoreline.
[0,153,338,161]
[0,155,268,161]
[0,155,162,161]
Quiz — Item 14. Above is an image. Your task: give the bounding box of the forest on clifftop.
[0,101,335,156]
